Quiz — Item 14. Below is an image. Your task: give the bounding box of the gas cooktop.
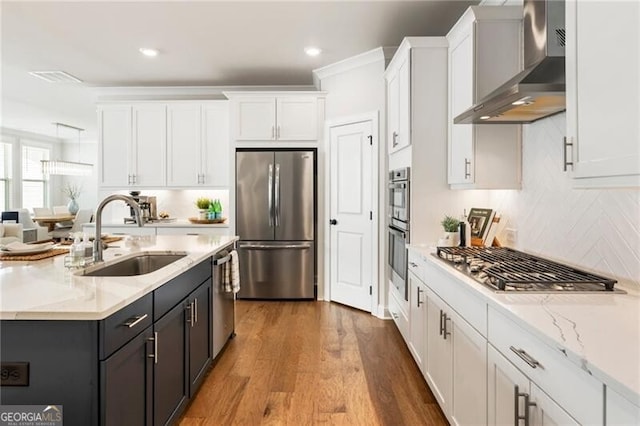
[434,246,625,293]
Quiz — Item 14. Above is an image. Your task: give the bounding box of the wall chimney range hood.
[455,0,566,124]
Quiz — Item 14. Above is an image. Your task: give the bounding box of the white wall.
[59,138,98,212]
[489,113,640,289]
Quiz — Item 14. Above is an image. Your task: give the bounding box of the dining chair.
[51,209,94,240]
[17,209,50,241]
[33,207,53,217]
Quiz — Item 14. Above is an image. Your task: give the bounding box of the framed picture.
[467,208,494,241]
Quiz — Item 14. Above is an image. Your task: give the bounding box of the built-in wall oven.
[388,167,410,301]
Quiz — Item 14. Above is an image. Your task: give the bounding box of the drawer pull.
[409,261,418,268]
[194,298,198,323]
[510,346,542,369]
[148,332,158,364]
[514,385,537,426]
[416,287,424,308]
[122,314,148,328]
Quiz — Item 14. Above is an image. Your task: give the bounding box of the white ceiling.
[1,0,478,139]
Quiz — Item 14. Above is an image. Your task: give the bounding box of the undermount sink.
[82,252,187,277]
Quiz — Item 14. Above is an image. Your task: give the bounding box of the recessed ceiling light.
[304,47,322,57]
[480,116,491,120]
[139,48,159,57]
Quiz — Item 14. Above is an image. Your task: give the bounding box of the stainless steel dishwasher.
[212,249,235,358]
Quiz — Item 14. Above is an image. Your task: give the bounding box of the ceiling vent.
[28,71,83,83]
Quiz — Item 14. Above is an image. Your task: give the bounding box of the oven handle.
[388,182,408,190]
[388,225,407,239]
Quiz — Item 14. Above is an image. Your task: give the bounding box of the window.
[0,142,11,211]
[21,145,49,211]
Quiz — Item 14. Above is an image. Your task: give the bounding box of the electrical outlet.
[504,228,518,244]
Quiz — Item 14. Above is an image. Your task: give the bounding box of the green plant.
[441,215,460,232]
[195,197,211,210]
[62,182,81,200]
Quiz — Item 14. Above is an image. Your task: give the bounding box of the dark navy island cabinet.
[1,257,212,426]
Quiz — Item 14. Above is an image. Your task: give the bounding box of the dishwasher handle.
[213,254,231,266]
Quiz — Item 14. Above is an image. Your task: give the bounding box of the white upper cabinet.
[98,103,166,188]
[446,6,523,189]
[99,101,229,189]
[98,105,131,188]
[167,102,229,187]
[566,0,640,188]
[386,50,410,153]
[228,94,319,141]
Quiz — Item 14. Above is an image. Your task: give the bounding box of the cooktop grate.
[435,246,618,292]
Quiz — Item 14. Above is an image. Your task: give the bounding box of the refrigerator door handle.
[239,243,312,250]
[274,164,280,227]
[268,164,274,227]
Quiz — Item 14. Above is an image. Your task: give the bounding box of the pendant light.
[41,122,93,176]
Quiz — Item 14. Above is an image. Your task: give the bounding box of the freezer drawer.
[237,241,315,299]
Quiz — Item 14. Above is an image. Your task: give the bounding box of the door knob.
[329,219,338,225]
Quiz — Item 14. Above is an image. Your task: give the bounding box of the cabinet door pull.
[443,313,451,340]
[510,346,542,369]
[186,301,195,327]
[392,131,399,147]
[409,261,418,268]
[563,136,574,171]
[464,158,471,179]
[271,126,275,139]
[277,125,281,139]
[122,313,148,328]
[194,298,198,323]
[416,287,424,308]
[439,310,444,336]
[514,385,537,426]
[148,332,158,364]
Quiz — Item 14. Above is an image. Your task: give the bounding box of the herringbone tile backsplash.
[489,113,640,289]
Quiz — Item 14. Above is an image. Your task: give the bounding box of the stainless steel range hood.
[455,0,565,124]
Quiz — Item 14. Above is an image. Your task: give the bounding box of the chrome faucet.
[94,194,143,262]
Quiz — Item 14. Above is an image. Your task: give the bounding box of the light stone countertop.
[83,219,229,228]
[408,244,640,408]
[0,234,238,321]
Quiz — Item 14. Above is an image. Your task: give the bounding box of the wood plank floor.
[179,300,447,425]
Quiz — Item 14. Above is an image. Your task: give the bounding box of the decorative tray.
[188,217,227,224]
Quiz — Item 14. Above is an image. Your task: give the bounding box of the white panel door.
[450,308,487,426]
[386,70,400,153]
[408,273,426,373]
[234,97,276,140]
[329,119,373,312]
[425,290,453,416]
[167,103,201,187]
[98,105,131,188]
[530,384,579,425]
[132,104,166,187]
[487,345,531,426]
[202,102,229,187]
[396,55,411,151]
[276,97,317,140]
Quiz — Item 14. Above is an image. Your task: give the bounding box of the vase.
[198,210,207,220]
[439,231,459,247]
[67,198,79,215]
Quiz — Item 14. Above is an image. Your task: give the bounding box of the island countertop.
[0,234,238,321]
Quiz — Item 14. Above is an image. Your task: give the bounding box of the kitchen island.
[0,234,238,425]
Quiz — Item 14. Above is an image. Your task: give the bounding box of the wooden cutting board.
[188,217,227,224]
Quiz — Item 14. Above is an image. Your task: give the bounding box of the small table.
[33,215,75,232]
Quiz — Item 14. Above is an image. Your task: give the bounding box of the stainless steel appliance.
[388,167,410,301]
[125,191,157,223]
[455,0,566,124]
[434,246,625,293]
[236,149,316,299]
[212,249,235,358]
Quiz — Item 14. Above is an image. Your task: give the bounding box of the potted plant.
[195,197,211,220]
[62,182,81,215]
[440,215,460,247]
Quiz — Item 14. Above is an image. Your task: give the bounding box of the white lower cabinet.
[388,284,409,343]
[408,272,427,373]
[424,286,487,425]
[488,345,577,426]
[607,387,640,425]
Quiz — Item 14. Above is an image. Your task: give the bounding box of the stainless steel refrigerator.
[235,149,316,299]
